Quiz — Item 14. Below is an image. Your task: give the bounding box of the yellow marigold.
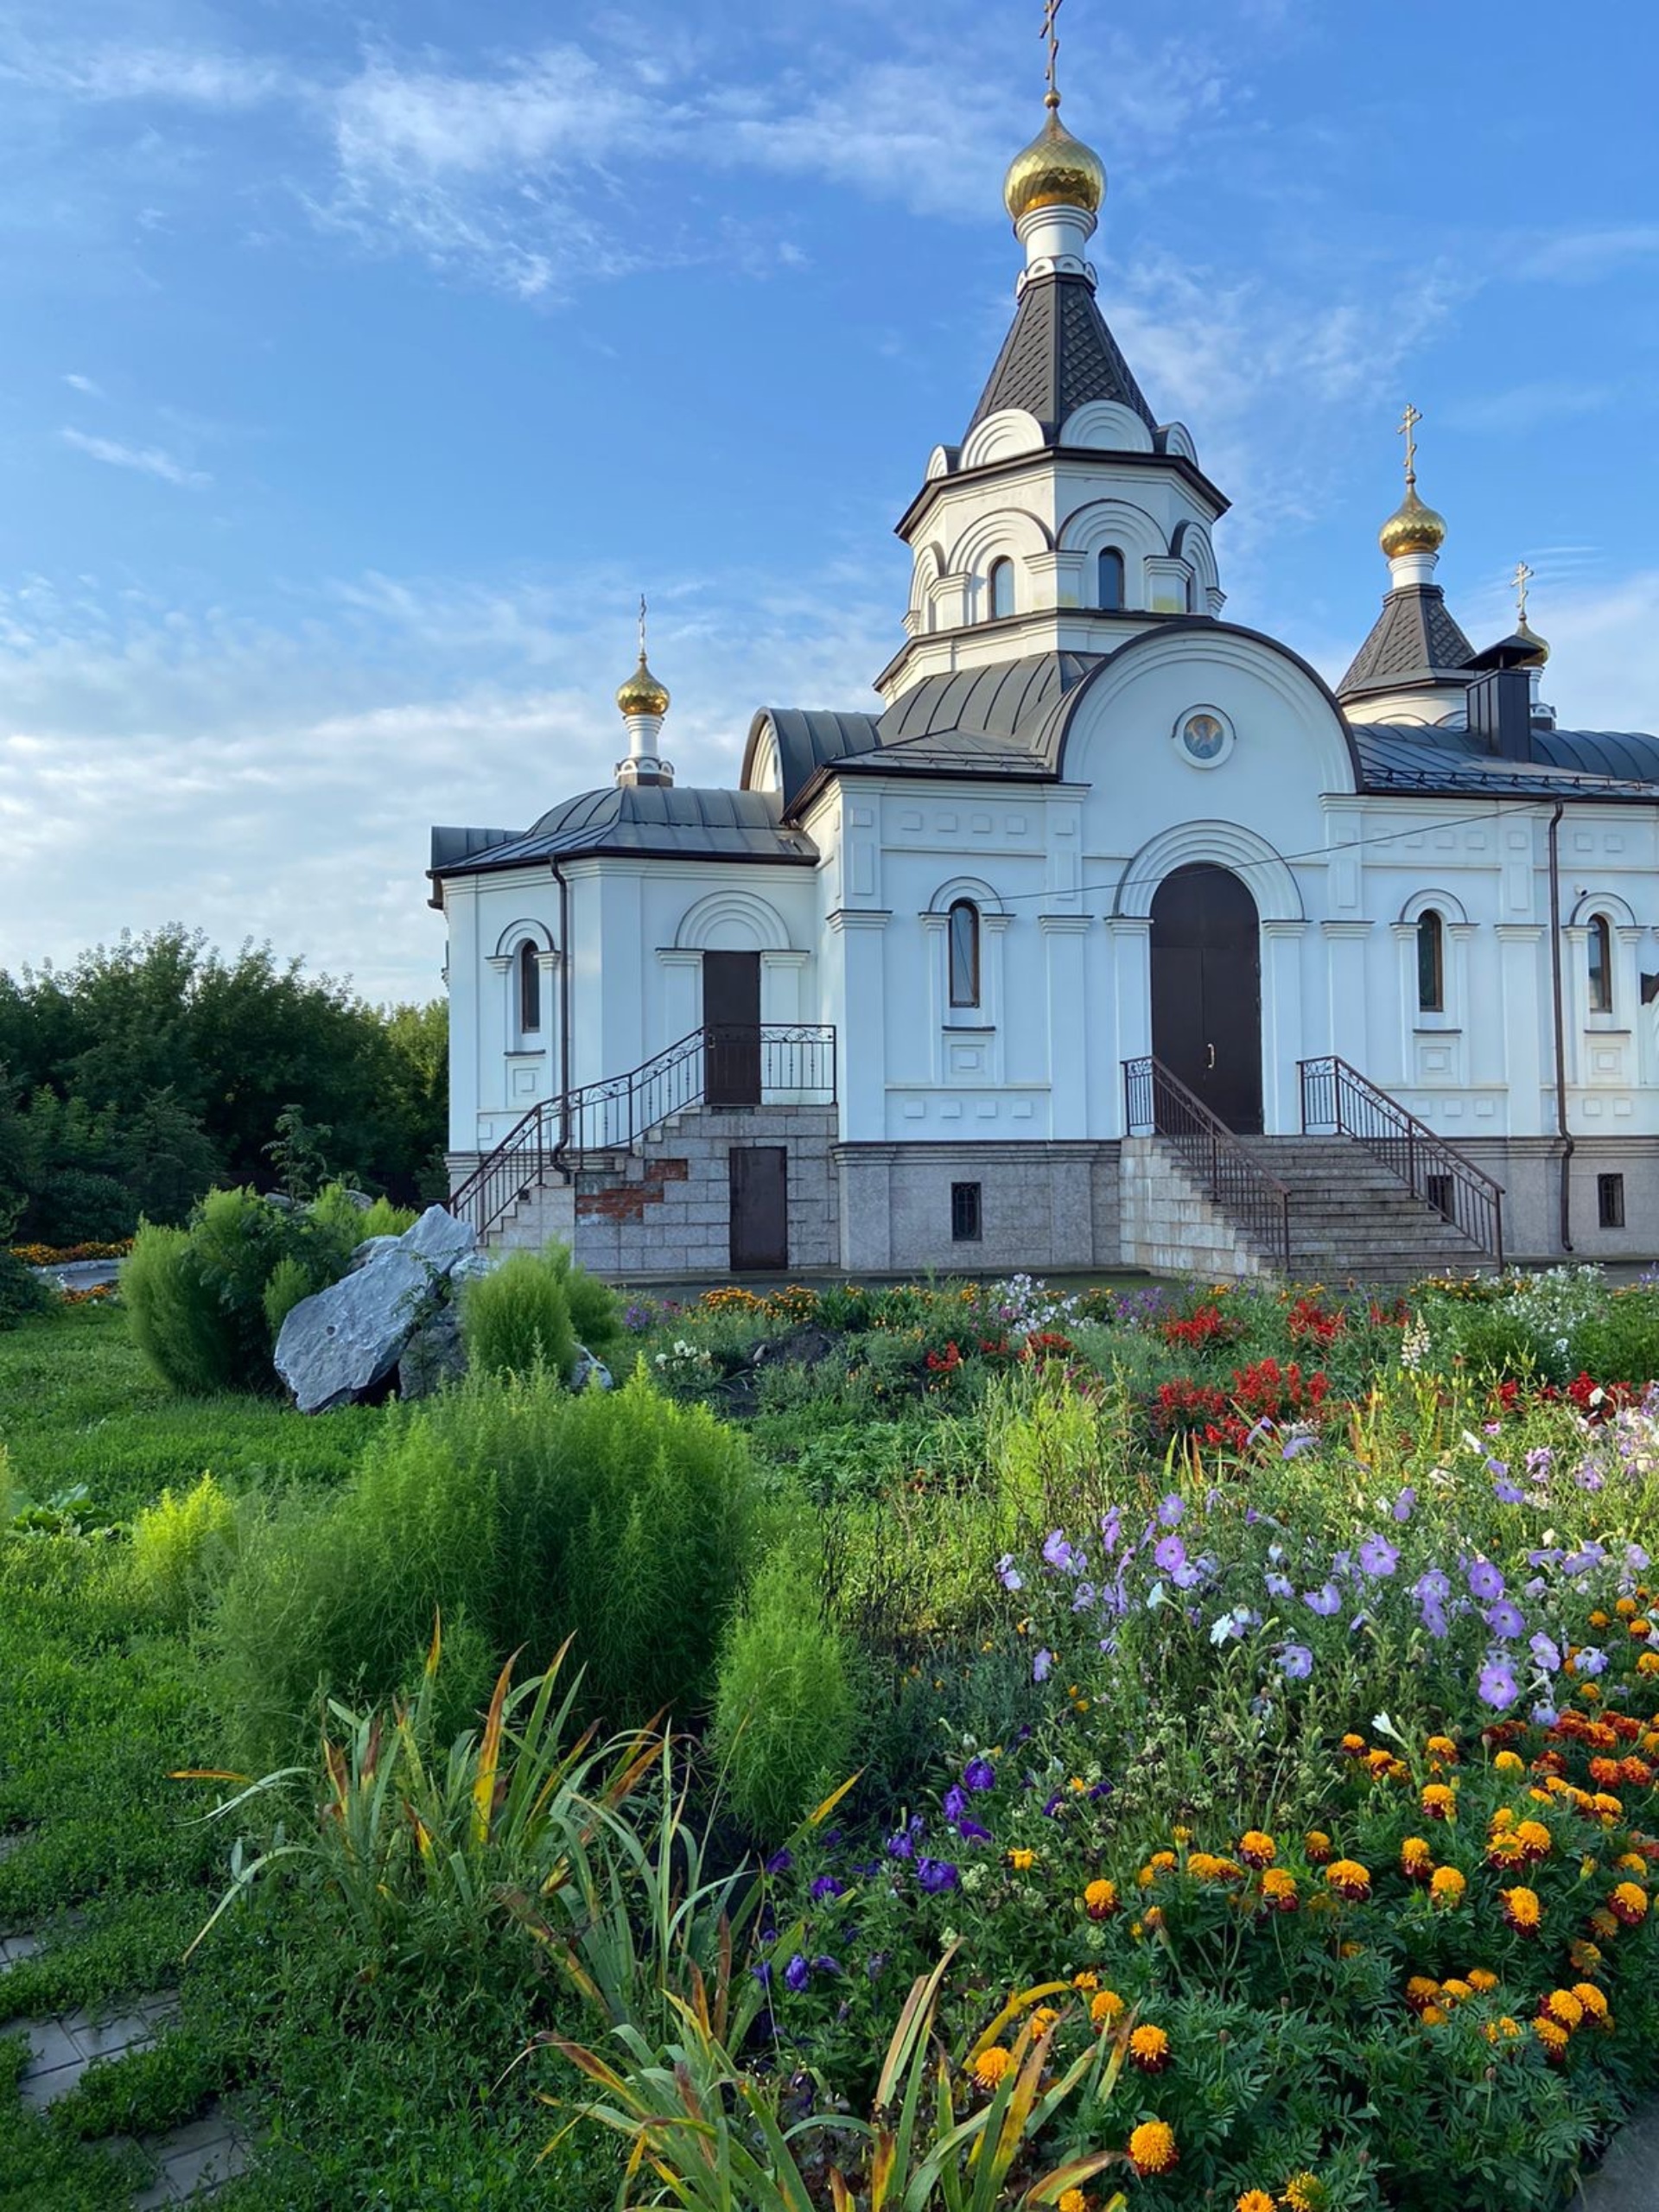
[1305,1829,1333,1864]
[1187,1851,1226,1882]
[1592,1792,1624,1820]
[1325,1859,1371,1902]
[1240,1829,1276,1867]
[1282,2174,1328,2212]
[1501,1885,1541,1934]
[1485,2015,1523,2044]
[1541,1988,1583,2031]
[1421,1783,1457,1821]
[1136,1852,1176,1890]
[1172,1824,1193,1844]
[1340,1732,1368,1757]
[1494,1750,1525,1774]
[1534,2016,1570,2061]
[1440,1978,1472,2005]
[1590,1906,1621,1942]
[1058,2193,1089,2212]
[1364,1748,1394,1778]
[1616,1852,1648,1876]
[1084,1878,1119,1920]
[1401,1835,1433,1879]
[1427,1733,1459,1761]
[1142,1905,1166,1932]
[1467,1968,1499,1993]
[1590,1610,1611,1628]
[1089,1988,1125,2028]
[1127,2120,1179,2177]
[1261,1867,1299,1910]
[1239,2195,1276,2212]
[1491,1806,1516,1831]
[1615,1597,1637,1618]
[1611,1880,1649,1925]
[1573,1981,1611,2024]
[1008,1847,1035,1872]
[1128,2023,1171,2073]
[1430,1865,1467,1907]
[970,2045,1014,2091]
[1516,1819,1554,1862]
[1030,2005,1060,2035]
[1072,1969,1099,1992]
[1638,1652,1659,1675]
[1406,1975,1440,2012]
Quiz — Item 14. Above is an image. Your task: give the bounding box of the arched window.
[1097,547,1125,612]
[1588,915,1614,1013]
[518,941,543,1035]
[948,899,981,1008]
[1415,910,1445,1013]
[988,559,1015,620]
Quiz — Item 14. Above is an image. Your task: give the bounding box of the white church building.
[432,78,1659,1281]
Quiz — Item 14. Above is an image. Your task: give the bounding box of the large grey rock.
[398,1303,467,1402]
[348,1235,400,1273]
[572,1344,613,1394]
[276,1249,439,1414]
[406,1205,477,1274]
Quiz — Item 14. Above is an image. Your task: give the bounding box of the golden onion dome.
[615,652,670,719]
[1378,486,1447,561]
[1003,99,1106,223]
[1515,616,1550,666]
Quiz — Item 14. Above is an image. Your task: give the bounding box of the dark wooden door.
[703,951,761,1105]
[1150,865,1263,1133]
[730,1146,788,1271]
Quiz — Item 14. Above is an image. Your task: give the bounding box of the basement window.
[951,1182,982,1243]
[1598,1173,1625,1231]
[1425,1172,1454,1220]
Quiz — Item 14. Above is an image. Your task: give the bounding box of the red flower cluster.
[1287,1295,1344,1344]
[1491,1373,1636,1423]
[1161,1304,1244,1350]
[1022,1332,1075,1363]
[1149,1358,1332,1449]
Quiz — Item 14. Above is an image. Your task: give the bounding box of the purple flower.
[1466,1559,1506,1603]
[810,1875,848,1902]
[1032,1648,1053,1683]
[1577,1648,1608,1678]
[1575,1463,1605,1494]
[1264,1572,1294,1600]
[996,1554,1025,1592]
[1358,1535,1399,1578]
[916,1857,958,1895]
[765,1849,793,1875]
[1421,1594,1450,1640]
[752,1961,772,1989]
[1478,1658,1521,1711]
[957,1820,993,1844]
[1042,1529,1077,1573]
[942,1785,967,1825]
[1531,1701,1560,1728]
[785,1954,811,1993]
[812,1955,842,1976]
[1277,1643,1315,1681]
[1415,1568,1450,1601]
[1493,1478,1526,1504]
[1159,1492,1185,1526]
[1281,1433,1319,1461]
[1526,1446,1554,1478]
[885,1831,914,1862]
[1154,1533,1187,1575]
[1529,1633,1562,1675]
[963,1757,995,1792]
[1302,1581,1342,1618]
[1485,1599,1526,1640]
[1392,1486,1417,1523]
[1099,1507,1122,1555]
[1485,1457,1510,1482]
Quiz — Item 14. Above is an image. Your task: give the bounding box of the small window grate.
[950,1182,982,1243]
[1425,1172,1454,1219]
[1598,1173,1625,1230]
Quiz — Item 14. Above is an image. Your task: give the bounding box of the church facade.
[431,84,1659,1279]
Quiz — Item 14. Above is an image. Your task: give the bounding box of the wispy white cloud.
[1440,380,1623,436]
[1,40,293,110]
[60,428,210,487]
[1518,226,1659,283]
[62,372,104,397]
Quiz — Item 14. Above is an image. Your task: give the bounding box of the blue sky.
[1,0,1656,1002]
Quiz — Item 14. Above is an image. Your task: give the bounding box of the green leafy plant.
[461,1248,577,1382]
[712,1535,856,1843]
[130,1473,238,1622]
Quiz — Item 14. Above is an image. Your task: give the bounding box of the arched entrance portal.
[1149,864,1263,1133]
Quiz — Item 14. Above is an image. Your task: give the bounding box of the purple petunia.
[1478,1657,1520,1710]
[1154,1533,1187,1575]
[1577,1648,1609,1678]
[1492,1478,1526,1504]
[963,1757,995,1792]
[1264,1571,1294,1600]
[1281,1433,1319,1461]
[1485,1599,1526,1640]
[1467,1559,1506,1603]
[1529,1633,1561,1675]
[1042,1529,1078,1573]
[916,1857,958,1894]
[1392,1486,1417,1523]
[1302,1581,1342,1618]
[942,1785,967,1825]
[785,1954,811,1993]
[810,1875,848,1902]
[765,1848,793,1875]
[1277,1643,1315,1681]
[1159,1492,1185,1526]
[1033,1648,1053,1683]
[1358,1535,1399,1578]
[996,1554,1024,1592]
[957,1820,993,1844]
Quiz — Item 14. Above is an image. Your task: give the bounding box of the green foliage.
[130,1474,238,1622]
[123,1223,238,1395]
[260,1253,315,1342]
[460,1249,576,1382]
[712,1536,855,1843]
[262,1102,335,1202]
[548,1240,623,1356]
[0,1242,48,1332]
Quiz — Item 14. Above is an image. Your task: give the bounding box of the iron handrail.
[450,1023,837,1243]
[1122,1055,1292,1274]
[1298,1054,1503,1265]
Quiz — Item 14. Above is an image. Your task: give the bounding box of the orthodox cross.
[638,594,648,658]
[1512,559,1534,626]
[1397,401,1421,491]
[1042,0,1064,105]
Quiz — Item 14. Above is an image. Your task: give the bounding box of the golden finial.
[1512,558,1549,664]
[1378,402,1446,562]
[1043,0,1065,108]
[615,594,671,719]
[1005,0,1104,221]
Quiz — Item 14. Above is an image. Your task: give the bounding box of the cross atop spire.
[1398,400,1422,491]
[1512,559,1534,626]
[638,592,649,659]
[1042,0,1065,108]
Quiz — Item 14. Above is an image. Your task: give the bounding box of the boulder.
[348,1235,401,1273]
[572,1344,613,1393]
[405,1205,478,1274]
[750,1323,842,1371]
[398,1302,467,1402]
[276,1249,437,1414]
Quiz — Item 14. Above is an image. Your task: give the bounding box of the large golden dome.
[1378,487,1447,561]
[1515,616,1550,667]
[1004,99,1106,223]
[615,652,670,719]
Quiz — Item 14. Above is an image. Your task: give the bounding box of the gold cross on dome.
[1397,401,1421,489]
[1512,559,1534,625]
[638,593,648,658]
[1042,0,1065,105]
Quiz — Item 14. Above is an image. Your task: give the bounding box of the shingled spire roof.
[965,271,1154,445]
[1337,582,1478,702]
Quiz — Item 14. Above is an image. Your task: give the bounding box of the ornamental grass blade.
[830,2171,854,2212]
[875,1941,957,2111]
[424,1607,442,1680]
[964,1980,1070,2063]
[807,1772,863,1828]
[1024,2152,1127,2204]
[471,1649,521,1851]
[168,1769,252,1785]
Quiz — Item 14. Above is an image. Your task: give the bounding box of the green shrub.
[460,1249,576,1382]
[1569,1286,1659,1385]
[0,1243,49,1331]
[548,1241,622,1355]
[123,1223,237,1395]
[130,1474,238,1622]
[260,1254,315,1342]
[711,1536,855,1843]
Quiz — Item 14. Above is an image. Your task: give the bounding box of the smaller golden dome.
[1516,616,1550,666]
[1378,487,1447,561]
[615,652,669,719]
[1004,100,1106,223]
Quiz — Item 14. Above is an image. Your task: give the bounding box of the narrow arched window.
[948,900,981,1008]
[1588,915,1614,1013]
[1415,911,1445,1013]
[518,941,542,1034]
[988,559,1014,620]
[1097,547,1125,611]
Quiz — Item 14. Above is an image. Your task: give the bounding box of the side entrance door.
[1149,864,1264,1134]
[730,1146,788,1271]
[703,951,761,1107]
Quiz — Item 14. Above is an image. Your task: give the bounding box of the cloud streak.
[60,429,210,487]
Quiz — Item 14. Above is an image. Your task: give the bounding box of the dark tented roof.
[965,273,1154,442]
[1352,723,1659,799]
[431,785,816,878]
[1338,584,1478,699]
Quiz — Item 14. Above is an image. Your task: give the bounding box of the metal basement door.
[729,1146,787,1271]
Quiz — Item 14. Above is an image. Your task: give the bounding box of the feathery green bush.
[460,1249,577,1382]
[712,1535,855,1843]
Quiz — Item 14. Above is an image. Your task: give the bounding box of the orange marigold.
[1405,1975,1440,2013]
[1493,1750,1525,1774]
[1401,1836,1433,1881]
[1340,1732,1368,1757]
[1008,1847,1036,1872]
[1325,1859,1371,1902]
[1440,1977,1473,2005]
[1089,1988,1125,2029]
[969,2045,1014,2091]
[1573,1981,1611,2025]
[1485,2015,1523,2044]
[1083,1878,1119,1920]
[1239,1830,1276,1868]
[1421,1783,1457,1821]
[1127,2120,1179,2177]
[1305,1830,1333,1865]
[1427,1733,1459,1761]
[1501,1885,1541,1934]
[1467,1968,1499,1993]
[1541,1988,1583,2031]
[1611,1881,1649,1926]
[1238,2195,1276,2212]
[1534,2016,1570,2062]
[1128,2023,1171,2073]
[1261,1867,1299,1911]
[1430,1865,1467,1907]
[1057,2193,1089,2212]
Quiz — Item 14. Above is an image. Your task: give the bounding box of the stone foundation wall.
[1451,1137,1659,1264]
[1117,1136,1266,1279]
[834,1142,1121,1274]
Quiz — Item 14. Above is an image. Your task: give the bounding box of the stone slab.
[1580,2101,1659,2209]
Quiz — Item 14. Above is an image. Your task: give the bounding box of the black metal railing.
[1299,1054,1503,1265]
[1123,1055,1291,1274]
[450,1024,836,1242]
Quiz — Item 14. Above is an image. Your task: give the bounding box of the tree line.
[0,927,448,1245]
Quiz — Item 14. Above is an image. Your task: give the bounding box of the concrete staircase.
[1249,1136,1491,1283]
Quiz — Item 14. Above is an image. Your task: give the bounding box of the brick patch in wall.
[644,1158,690,1184]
